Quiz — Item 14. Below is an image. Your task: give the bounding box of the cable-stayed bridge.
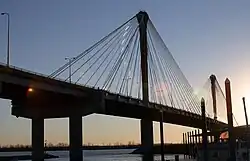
[0,11,229,161]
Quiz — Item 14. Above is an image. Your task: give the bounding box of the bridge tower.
[210,74,221,142]
[225,78,236,161]
[210,74,217,120]
[136,11,154,154]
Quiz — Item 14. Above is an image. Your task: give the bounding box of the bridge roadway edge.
[0,64,227,129]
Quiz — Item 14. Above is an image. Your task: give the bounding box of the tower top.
[225,78,230,84]
[136,11,149,25]
[209,74,216,81]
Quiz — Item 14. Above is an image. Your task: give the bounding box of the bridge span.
[0,11,228,161]
[0,63,227,160]
[0,64,226,129]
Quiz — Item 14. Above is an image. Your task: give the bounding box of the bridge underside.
[1,82,101,118]
[0,82,225,130]
[104,99,225,129]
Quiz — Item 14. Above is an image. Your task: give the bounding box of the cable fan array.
[199,77,238,125]
[49,14,205,115]
[146,20,201,114]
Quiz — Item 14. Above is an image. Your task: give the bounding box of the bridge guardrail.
[0,62,49,78]
[0,62,97,89]
[0,62,144,99]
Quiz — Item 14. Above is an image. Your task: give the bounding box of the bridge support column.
[141,120,154,161]
[201,98,208,161]
[141,119,153,153]
[184,133,187,159]
[183,133,186,159]
[160,111,165,161]
[32,118,44,161]
[69,115,83,161]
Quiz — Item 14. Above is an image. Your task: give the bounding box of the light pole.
[156,89,163,104]
[123,77,131,96]
[242,97,249,161]
[65,57,76,83]
[1,12,10,66]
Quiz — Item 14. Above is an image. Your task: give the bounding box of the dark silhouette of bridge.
[0,11,230,161]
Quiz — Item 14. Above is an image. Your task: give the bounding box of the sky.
[0,0,250,145]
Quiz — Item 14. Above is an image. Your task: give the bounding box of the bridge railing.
[0,62,141,99]
[0,61,92,87]
[0,61,50,78]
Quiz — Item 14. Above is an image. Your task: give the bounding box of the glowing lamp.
[28,88,33,92]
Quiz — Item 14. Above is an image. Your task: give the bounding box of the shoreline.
[0,143,186,155]
[0,153,59,160]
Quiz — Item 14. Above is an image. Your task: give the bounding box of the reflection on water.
[0,149,184,161]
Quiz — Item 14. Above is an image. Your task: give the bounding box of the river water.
[0,149,185,161]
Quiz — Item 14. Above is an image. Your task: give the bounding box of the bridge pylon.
[136,11,154,156]
[210,74,217,120]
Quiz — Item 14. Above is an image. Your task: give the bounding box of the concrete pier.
[32,118,44,161]
[69,115,83,161]
[140,119,154,153]
[160,111,165,161]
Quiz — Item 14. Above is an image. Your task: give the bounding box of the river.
[0,149,184,161]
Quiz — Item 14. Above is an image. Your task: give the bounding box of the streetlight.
[123,77,131,96]
[65,57,76,83]
[28,87,34,92]
[156,89,163,104]
[1,12,10,66]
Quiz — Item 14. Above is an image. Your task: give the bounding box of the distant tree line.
[0,140,139,148]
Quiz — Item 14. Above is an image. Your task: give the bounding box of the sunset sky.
[0,0,250,145]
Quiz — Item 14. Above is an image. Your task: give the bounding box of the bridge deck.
[0,64,227,129]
